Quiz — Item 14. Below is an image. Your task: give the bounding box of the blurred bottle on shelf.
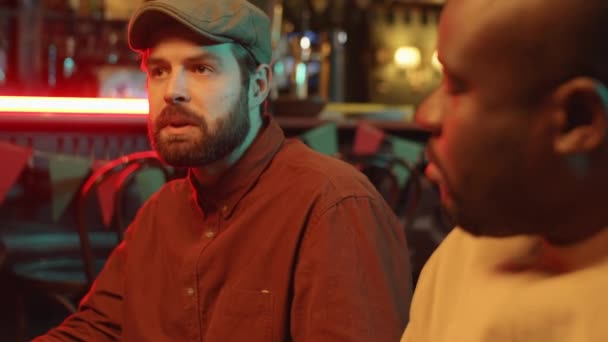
[0,31,9,88]
[46,36,58,88]
[46,35,98,97]
[272,0,349,102]
[62,35,76,80]
[36,0,147,97]
[0,0,18,91]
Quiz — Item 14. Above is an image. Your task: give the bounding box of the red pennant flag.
[0,141,33,204]
[92,160,139,228]
[353,122,386,155]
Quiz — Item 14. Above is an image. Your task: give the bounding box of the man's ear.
[553,77,608,154]
[249,64,272,108]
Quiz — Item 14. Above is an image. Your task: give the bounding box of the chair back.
[75,151,172,285]
[345,153,423,223]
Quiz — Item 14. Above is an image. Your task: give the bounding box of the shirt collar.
[188,117,285,218]
[537,227,608,272]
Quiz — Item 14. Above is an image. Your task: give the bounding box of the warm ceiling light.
[0,96,148,115]
[300,36,311,50]
[394,46,421,69]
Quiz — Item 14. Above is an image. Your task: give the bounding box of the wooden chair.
[345,152,423,224]
[76,151,173,285]
[7,150,172,340]
[346,152,454,286]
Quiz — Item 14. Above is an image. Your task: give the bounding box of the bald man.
[402,0,608,341]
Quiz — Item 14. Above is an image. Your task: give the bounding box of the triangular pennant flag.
[135,168,166,203]
[388,136,425,187]
[0,141,33,204]
[95,160,117,228]
[390,135,425,162]
[93,160,138,228]
[300,122,339,156]
[49,154,92,222]
[353,121,386,155]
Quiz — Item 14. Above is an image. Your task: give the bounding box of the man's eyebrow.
[145,52,223,66]
[182,52,223,65]
[144,57,166,67]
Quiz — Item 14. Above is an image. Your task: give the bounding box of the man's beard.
[148,90,250,167]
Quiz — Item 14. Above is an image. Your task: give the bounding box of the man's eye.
[192,65,211,74]
[149,67,167,78]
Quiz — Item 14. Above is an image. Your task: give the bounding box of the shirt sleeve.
[31,237,127,342]
[291,194,413,341]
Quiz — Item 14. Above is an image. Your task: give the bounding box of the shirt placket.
[193,205,223,340]
[177,200,217,342]
[197,202,231,338]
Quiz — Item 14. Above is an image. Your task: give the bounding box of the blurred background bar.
[0,0,441,164]
[0,1,450,341]
[0,0,444,104]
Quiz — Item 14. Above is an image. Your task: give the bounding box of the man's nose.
[415,90,443,137]
[164,69,191,104]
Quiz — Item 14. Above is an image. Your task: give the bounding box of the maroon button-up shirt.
[35,118,412,341]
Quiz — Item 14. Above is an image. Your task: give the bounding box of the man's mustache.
[155,105,204,129]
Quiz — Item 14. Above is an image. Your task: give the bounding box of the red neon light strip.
[0,96,148,115]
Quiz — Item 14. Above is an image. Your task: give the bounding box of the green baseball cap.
[128,0,271,65]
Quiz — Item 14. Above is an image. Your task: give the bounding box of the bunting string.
[0,140,165,226]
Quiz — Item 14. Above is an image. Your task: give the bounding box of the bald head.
[418,0,608,241]
[439,0,608,106]
[523,0,608,89]
[559,0,608,83]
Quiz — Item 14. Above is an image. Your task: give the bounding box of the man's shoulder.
[138,177,191,209]
[273,139,378,200]
[125,177,192,233]
[416,228,542,292]
[428,227,538,268]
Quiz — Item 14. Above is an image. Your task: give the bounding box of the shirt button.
[222,205,228,213]
[186,287,195,296]
[205,231,215,238]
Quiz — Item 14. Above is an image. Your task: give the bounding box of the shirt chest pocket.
[206,288,274,342]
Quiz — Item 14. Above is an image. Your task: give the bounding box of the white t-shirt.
[402,227,608,342]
